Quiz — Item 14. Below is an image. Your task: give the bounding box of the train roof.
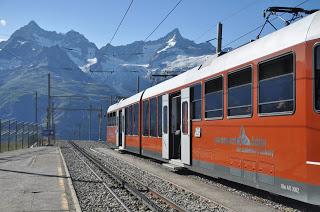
[108,11,320,111]
[142,11,320,100]
[107,91,144,113]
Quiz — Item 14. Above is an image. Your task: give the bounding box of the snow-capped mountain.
[0,21,216,139]
[1,21,98,68]
[91,28,215,95]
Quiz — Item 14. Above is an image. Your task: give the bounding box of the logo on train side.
[215,126,274,157]
[239,127,250,146]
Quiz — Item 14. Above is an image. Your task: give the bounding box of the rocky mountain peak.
[14,20,47,37]
[166,28,182,39]
[26,20,41,29]
[65,30,89,42]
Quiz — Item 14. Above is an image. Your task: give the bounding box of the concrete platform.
[0,146,80,212]
[94,147,277,212]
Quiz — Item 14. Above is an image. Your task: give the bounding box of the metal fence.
[0,119,43,153]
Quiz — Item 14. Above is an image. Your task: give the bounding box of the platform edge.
[59,147,82,212]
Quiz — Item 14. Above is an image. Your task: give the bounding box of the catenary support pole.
[98,105,102,142]
[137,75,140,93]
[216,22,222,54]
[0,119,2,153]
[8,120,10,151]
[35,91,39,146]
[89,104,92,141]
[15,120,17,150]
[47,73,51,145]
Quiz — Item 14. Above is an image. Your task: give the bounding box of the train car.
[106,11,320,205]
[106,102,118,148]
[107,92,143,154]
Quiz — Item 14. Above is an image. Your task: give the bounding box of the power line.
[195,0,264,42]
[223,0,310,49]
[144,0,183,41]
[108,0,134,45]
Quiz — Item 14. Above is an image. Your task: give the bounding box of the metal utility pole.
[52,102,55,144]
[8,120,10,151]
[136,75,140,93]
[78,122,81,140]
[89,104,92,141]
[15,121,17,150]
[98,105,102,142]
[0,119,2,153]
[109,96,113,106]
[35,91,38,146]
[35,92,38,123]
[216,22,223,54]
[47,73,51,145]
[73,126,76,140]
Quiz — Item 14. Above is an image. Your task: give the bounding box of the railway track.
[69,141,186,212]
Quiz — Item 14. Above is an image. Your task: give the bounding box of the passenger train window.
[228,67,252,117]
[182,101,188,134]
[258,54,294,114]
[163,106,168,134]
[150,98,157,137]
[129,106,133,135]
[191,84,202,120]
[125,107,129,135]
[143,100,149,136]
[314,46,320,112]
[157,97,162,137]
[205,76,223,119]
[133,103,139,135]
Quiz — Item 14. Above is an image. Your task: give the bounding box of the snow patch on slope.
[80,57,97,72]
[161,55,209,73]
[17,40,27,45]
[121,63,149,68]
[157,35,176,53]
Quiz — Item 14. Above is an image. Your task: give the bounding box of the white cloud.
[0,19,6,27]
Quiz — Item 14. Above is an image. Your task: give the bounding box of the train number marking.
[280,183,300,194]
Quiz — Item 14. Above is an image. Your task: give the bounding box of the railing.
[0,119,43,153]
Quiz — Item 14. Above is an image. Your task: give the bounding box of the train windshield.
[315,46,320,111]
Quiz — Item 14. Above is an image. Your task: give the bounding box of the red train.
[106,11,320,205]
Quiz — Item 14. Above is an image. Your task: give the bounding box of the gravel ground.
[74,141,228,212]
[60,144,122,211]
[96,143,306,212]
[60,143,149,212]
[61,141,319,212]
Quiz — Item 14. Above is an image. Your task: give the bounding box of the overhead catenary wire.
[195,0,264,43]
[91,0,134,73]
[144,0,183,41]
[223,0,310,49]
[108,0,134,45]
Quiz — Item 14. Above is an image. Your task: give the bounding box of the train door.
[170,92,181,159]
[118,110,122,147]
[116,110,120,146]
[120,108,126,149]
[162,94,169,159]
[181,88,191,165]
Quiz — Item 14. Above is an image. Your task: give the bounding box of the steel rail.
[93,149,235,212]
[70,141,164,212]
[90,148,187,212]
[68,142,132,212]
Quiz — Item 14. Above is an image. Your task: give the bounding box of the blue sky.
[0,0,319,48]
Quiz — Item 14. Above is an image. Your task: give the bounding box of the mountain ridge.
[0,20,216,139]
